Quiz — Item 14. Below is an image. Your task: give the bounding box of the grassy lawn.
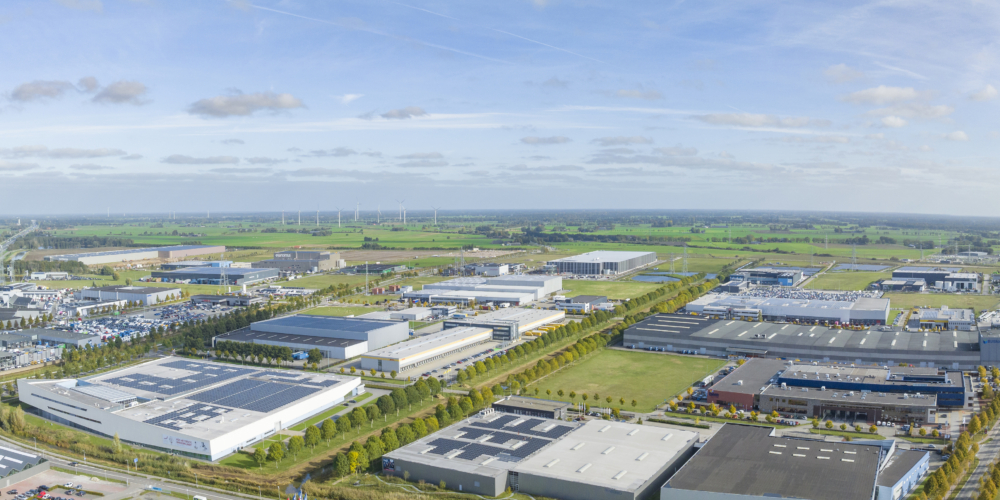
[809,428,886,440]
[561,280,662,300]
[302,306,379,317]
[288,393,373,431]
[883,293,1000,312]
[663,412,796,429]
[530,350,725,411]
[805,271,891,291]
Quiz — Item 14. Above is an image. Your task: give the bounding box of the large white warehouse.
[402,275,562,305]
[18,357,362,461]
[360,326,493,373]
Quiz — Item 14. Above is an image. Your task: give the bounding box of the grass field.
[303,306,382,317]
[529,350,725,411]
[561,280,662,300]
[805,271,890,291]
[288,392,372,431]
[883,293,1000,312]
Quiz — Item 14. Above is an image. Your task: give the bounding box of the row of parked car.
[6,484,86,500]
[626,345,702,355]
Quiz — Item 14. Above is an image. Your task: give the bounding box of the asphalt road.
[956,424,1000,499]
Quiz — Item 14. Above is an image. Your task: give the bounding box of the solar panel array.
[144,405,230,431]
[103,361,259,396]
[186,379,321,413]
[420,416,576,464]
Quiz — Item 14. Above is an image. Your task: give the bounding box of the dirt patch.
[340,249,522,262]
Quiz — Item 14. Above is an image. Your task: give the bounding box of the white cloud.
[880,116,907,128]
[92,81,149,105]
[591,136,652,146]
[655,146,699,156]
[867,103,953,119]
[69,163,113,171]
[508,164,584,172]
[9,80,75,102]
[919,145,932,152]
[691,113,828,128]
[188,90,305,117]
[161,155,240,164]
[120,154,143,160]
[380,106,427,119]
[0,146,126,159]
[521,136,572,145]
[971,84,998,102]
[823,64,864,83]
[0,161,39,172]
[306,148,357,157]
[78,77,99,92]
[245,157,287,165]
[210,167,271,174]
[943,131,969,141]
[397,160,448,168]
[778,135,851,144]
[397,152,444,159]
[336,94,364,104]
[615,89,662,100]
[842,85,921,105]
[221,139,245,145]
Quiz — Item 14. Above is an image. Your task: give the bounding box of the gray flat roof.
[88,285,178,294]
[221,329,366,348]
[548,250,656,263]
[18,328,96,342]
[760,386,936,407]
[493,396,570,413]
[665,424,880,500]
[877,450,928,487]
[253,314,398,333]
[626,314,980,357]
[710,358,788,395]
[154,267,275,277]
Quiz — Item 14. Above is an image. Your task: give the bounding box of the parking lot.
[4,468,130,500]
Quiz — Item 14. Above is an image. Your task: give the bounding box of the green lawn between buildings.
[804,271,891,291]
[883,293,1000,312]
[561,280,662,300]
[529,349,725,412]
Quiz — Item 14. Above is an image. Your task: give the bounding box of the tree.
[304,425,321,448]
[287,435,304,457]
[569,391,576,401]
[253,446,267,467]
[321,419,337,442]
[825,420,834,429]
[348,451,360,474]
[557,389,564,397]
[932,429,940,438]
[390,370,397,380]
[631,399,638,409]
[811,418,819,429]
[268,442,284,463]
[307,348,322,364]
[334,452,350,477]
[337,416,351,437]
[869,425,878,434]
[112,432,123,453]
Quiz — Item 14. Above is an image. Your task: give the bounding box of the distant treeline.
[10,235,141,250]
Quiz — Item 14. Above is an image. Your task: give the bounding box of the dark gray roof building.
[663,424,881,500]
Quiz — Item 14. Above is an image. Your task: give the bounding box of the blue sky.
[1,0,997,215]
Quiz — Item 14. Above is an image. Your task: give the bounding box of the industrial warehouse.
[251,250,343,273]
[402,275,563,306]
[623,313,982,368]
[44,245,226,265]
[383,410,699,500]
[730,267,804,286]
[17,357,363,461]
[707,358,970,424]
[661,424,928,500]
[891,267,980,291]
[360,326,493,373]
[546,250,657,275]
[214,314,410,359]
[151,267,280,285]
[443,308,566,342]
[76,285,181,305]
[685,293,890,325]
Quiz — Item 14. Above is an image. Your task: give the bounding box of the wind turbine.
[355,200,360,222]
[281,211,285,225]
[431,206,441,225]
[395,199,404,222]
[402,203,407,225]
[377,205,381,224]
[298,210,301,226]
[335,207,342,228]
[316,210,319,226]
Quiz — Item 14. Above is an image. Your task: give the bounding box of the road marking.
[809,333,815,337]
[708,329,719,335]
[955,341,959,348]
[828,337,836,344]
[924,332,928,337]
[891,339,897,346]
[797,332,803,337]
[923,340,927,347]
[781,325,789,330]
[860,338,866,345]
[810,326,816,332]
[769,333,778,339]
[726,321,735,326]
[737,331,748,337]
[954,331,958,337]
[753,323,762,328]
